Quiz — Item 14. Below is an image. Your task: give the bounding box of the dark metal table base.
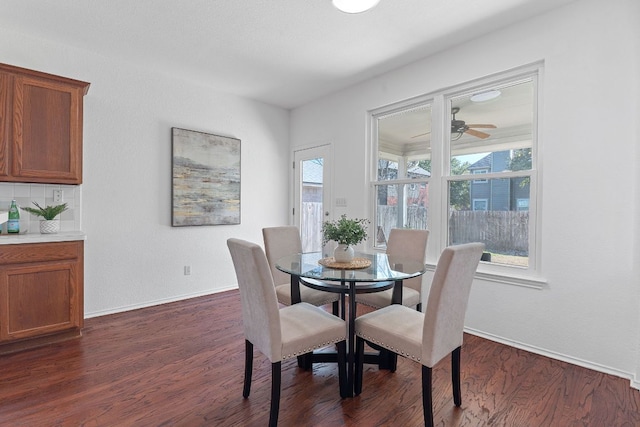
[294,276,402,397]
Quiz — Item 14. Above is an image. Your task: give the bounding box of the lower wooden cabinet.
[0,240,83,354]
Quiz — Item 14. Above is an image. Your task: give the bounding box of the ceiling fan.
[411,107,496,140]
[450,107,496,140]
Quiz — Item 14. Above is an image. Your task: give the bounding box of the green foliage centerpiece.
[22,202,68,234]
[322,214,369,263]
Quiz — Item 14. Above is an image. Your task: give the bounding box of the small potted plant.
[321,214,369,262]
[22,202,68,234]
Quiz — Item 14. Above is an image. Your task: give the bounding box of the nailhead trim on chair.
[282,335,347,360]
[356,332,422,363]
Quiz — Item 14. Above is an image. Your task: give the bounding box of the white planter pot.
[333,244,354,263]
[39,220,60,234]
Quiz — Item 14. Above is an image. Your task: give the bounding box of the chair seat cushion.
[279,302,346,361]
[355,287,421,309]
[276,280,339,306]
[355,304,424,363]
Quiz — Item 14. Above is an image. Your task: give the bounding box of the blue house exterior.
[468,151,530,211]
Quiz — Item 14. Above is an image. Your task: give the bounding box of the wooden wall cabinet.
[0,241,84,354]
[0,63,90,184]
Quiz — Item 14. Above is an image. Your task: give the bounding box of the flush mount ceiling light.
[332,0,381,14]
[470,89,501,102]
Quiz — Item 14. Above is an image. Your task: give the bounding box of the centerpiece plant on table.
[22,202,68,234]
[321,214,369,263]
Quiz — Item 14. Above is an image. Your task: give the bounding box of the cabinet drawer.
[0,241,81,265]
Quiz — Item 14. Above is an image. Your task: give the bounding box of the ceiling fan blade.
[465,128,491,139]
[411,132,430,138]
[466,124,497,129]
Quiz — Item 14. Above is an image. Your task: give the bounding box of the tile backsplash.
[0,183,81,234]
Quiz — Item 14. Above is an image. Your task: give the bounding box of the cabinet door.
[12,75,83,184]
[0,260,81,341]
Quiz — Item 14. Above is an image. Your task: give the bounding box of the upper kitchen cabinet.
[0,63,90,184]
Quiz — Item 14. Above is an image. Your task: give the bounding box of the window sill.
[424,262,547,290]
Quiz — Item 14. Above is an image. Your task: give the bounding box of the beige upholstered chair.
[356,228,429,311]
[354,242,484,427]
[263,226,339,315]
[227,238,347,427]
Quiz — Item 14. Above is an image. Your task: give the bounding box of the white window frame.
[369,62,545,289]
[370,97,433,249]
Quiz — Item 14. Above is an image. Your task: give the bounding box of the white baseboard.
[632,375,640,391]
[465,327,639,390]
[84,285,238,319]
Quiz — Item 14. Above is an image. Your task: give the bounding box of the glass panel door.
[294,145,331,253]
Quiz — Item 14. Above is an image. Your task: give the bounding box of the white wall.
[0,27,291,316]
[291,0,640,386]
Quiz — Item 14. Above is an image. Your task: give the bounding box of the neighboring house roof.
[469,153,493,170]
[407,165,431,177]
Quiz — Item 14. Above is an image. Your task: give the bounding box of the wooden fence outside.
[302,203,529,255]
[448,210,529,255]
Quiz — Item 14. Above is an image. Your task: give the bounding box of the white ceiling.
[0,0,576,109]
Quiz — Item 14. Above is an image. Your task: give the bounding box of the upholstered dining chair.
[356,228,429,311]
[354,242,484,427]
[263,226,340,315]
[227,238,347,427]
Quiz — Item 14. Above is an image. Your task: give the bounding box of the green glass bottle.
[7,200,19,234]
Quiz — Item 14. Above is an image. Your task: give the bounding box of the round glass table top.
[275,251,426,283]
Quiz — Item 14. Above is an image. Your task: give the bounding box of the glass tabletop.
[275,251,426,283]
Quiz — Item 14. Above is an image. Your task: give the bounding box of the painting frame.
[171,127,241,226]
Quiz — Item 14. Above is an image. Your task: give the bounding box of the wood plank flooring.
[1,290,639,426]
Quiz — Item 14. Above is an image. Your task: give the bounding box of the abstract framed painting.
[172,127,241,226]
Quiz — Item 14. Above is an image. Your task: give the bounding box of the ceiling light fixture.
[332,0,381,14]
[470,89,501,102]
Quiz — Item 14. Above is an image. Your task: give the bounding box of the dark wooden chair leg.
[303,352,313,370]
[452,346,462,406]
[422,365,434,427]
[269,361,281,427]
[297,353,313,370]
[243,340,253,398]
[332,300,339,316]
[389,352,398,372]
[377,346,390,370]
[354,336,365,395]
[337,340,348,398]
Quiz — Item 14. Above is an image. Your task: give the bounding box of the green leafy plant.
[22,202,68,220]
[322,214,369,247]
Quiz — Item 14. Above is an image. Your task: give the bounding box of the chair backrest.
[386,228,429,294]
[262,226,303,286]
[227,238,283,362]
[421,242,484,367]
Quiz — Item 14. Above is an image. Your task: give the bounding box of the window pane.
[377,104,431,180]
[450,79,533,175]
[375,183,429,247]
[449,178,529,267]
[301,158,323,252]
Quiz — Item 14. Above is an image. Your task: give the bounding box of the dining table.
[275,250,426,397]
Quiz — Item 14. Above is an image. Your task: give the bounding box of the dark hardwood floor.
[1,290,639,426]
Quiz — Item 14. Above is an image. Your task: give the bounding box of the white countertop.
[0,231,86,245]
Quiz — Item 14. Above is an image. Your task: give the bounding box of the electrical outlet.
[184,265,191,276]
[53,190,64,203]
